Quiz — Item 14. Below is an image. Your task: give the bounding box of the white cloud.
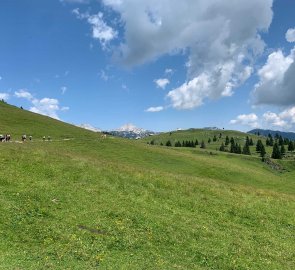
[73,9,117,49]
[14,89,68,120]
[102,0,272,109]
[0,93,9,101]
[145,106,164,112]
[165,68,173,75]
[279,107,295,124]
[14,89,33,100]
[230,107,295,131]
[262,111,288,128]
[0,76,2,80]
[61,86,67,94]
[286,28,295,43]
[230,113,259,128]
[100,70,109,81]
[253,47,295,106]
[154,78,170,89]
[78,123,101,132]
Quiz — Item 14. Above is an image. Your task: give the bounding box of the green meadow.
[0,102,294,269]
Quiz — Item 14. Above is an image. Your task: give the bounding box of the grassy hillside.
[0,101,98,140]
[0,103,294,269]
[143,128,295,159]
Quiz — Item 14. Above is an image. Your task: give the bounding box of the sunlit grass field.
[0,102,294,269]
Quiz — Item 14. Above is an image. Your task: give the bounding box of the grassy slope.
[0,102,294,269]
[143,128,295,158]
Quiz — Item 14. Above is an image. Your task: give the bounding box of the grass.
[143,128,295,159]
[0,102,294,269]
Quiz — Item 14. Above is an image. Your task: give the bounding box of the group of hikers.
[0,134,11,142]
[0,134,51,142]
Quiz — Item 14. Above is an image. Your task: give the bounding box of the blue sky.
[0,0,295,132]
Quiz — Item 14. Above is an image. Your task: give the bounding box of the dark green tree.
[236,143,242,154]
[213,135,217,142]
[208,138,211,144]
[225,136,230,145]
[271,143,282,159]
[195,139,199,146]
[280,144,286,156]
[200,141,206,149]
[256,139,263,152]
[166,140,172,147]
[269,136,274,146]
[278,135,284,146]
[249,138,254,146]
[242,141,251,155]
[260,144,266,158]
[288,141,294,152]
[219,142,225,152]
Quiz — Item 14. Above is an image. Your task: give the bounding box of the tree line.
[150,133,295,160]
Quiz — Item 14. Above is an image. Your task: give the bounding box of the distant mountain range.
[105,123,157,139]
[248,129,295,140]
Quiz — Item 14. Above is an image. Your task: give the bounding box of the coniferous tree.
[219,142,225,152]
[175,141,181,147]
[195,139,199,146]
[166,140,172,147]
[213,135,217,142]
[242,141,251,155]
[269,136,274,146]
[236,143,242,154]
[278,136,284,146]
[182,141,185,147]
[256,139,263,152]
[160,142,163,146]
[230,137,235,145]
[288,141,294,152]
[208,138,211,144]
[219,133,222,139]
[225,136,230,146]
[280,144,286,156]
[200,140,206,149]
[260,144,266,158]
[275,133,279,140]
[271,143,282,159]
[150,140,155,145]
[230,140,235,153]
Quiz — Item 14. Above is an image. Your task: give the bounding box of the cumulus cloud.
[262,111,288,128]
[14,89,33,100]
[286,28,295,43]
[253,47,295,106]
[145,106,164,112]
[102,0,273,109]
[73,9,117,49]
[154,78,169,89]
[230,107,295,131]
[230,113,259,128]
[0,93,9,101]
[14,89,68,120]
